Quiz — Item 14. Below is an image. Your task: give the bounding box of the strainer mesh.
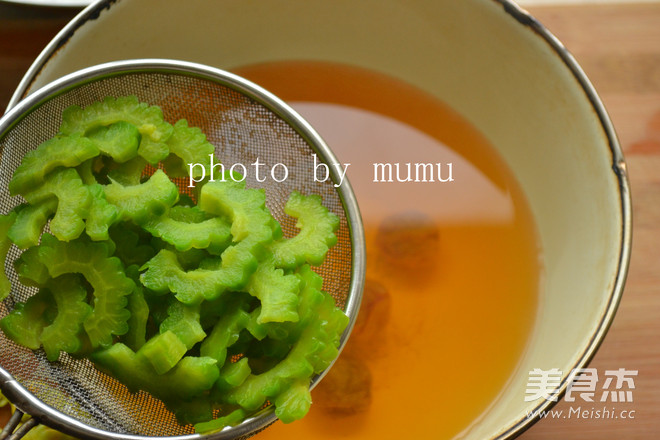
[0,71,353,437]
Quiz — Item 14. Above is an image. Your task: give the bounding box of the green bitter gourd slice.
[7,200,56,249]
[39,274,93,361]
[90,343,219,403]
[162,119,215,178]
[59,96,173,164]
[141,177,276,304]
[38,233,134,348]
[86,121,140,163]
[121,265,150,351]
[159,299,206,350]
[8,134,99,196]
[142,207,231,253]
[0,211,17,299]
[272,191,339,269]
[0,289,54,350]
[104,169,179,224]
[85,183,119,241]
[22,168,91,242]
[223,265,348,423]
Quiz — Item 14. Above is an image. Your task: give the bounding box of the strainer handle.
[0,409,38,440]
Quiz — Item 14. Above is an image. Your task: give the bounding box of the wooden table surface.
[0,2,659,439]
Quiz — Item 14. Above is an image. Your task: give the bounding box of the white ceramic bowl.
[8,0,631,439]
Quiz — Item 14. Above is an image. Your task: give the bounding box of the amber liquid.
[232,61,540,439]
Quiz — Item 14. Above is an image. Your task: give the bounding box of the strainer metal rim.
[0,58,366,440]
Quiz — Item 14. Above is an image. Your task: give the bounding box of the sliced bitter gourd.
[121,265,150,351]
[38,233,134,348]
[7,200,57,249]
[87,121,140,163]
[85,184,119,241]
[8,134,99,196]
[200,296,250,368]
[272,191,339,269]
[108,222,156,267]
[136,330,188,375]
[104,169,179,224]
[243,256,300,324]
[141,178,277,304]
[76,158,98,185]
[0,95,348,430]
[0,289,54,350]
[223,265,348,423]
[199,177,273,247]
[0,212,17,299]
[39,274,93,361]
[194,408,247,434]
[162,119,215,178]
[90,342,219,402]
[59,96,173,164]
[106,156,148,186]
[13,246,50,288]
[140,245,257,305]
[142,208,231,253]
[213,357,252,393]
[22,168,91,242]
[159,299,206,350]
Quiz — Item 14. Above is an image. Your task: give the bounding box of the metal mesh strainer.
[0,59,365,440]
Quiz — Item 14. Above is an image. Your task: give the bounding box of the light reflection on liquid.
[290,101,514,228]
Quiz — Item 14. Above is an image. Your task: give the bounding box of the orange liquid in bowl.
[234,61,541,439]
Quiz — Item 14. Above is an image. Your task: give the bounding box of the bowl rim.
[4,0,632,438]
[489,2,630,438]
